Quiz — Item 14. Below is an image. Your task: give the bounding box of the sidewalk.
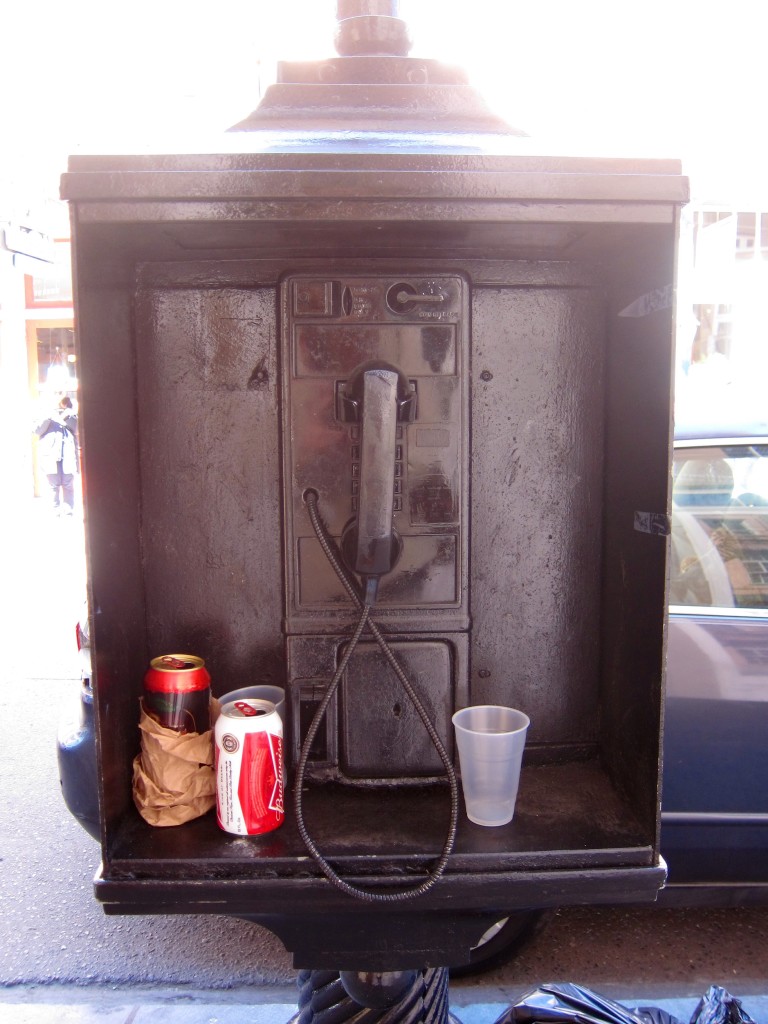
[2,987,768,1024]
[0,493,86,682]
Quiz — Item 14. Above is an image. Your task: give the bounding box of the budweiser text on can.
[143,654,211,734]
[215,699,284,836]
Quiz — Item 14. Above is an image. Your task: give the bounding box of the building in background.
[676,205,768,429]
[1,190,74,504]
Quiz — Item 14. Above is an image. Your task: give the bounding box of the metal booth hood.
[60,2,688,205]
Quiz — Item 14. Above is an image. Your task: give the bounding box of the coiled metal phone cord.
[294,489,459,902]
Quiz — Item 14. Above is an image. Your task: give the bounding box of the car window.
[670,443,768,610]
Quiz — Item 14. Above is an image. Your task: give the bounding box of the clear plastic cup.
[218,685,285,727]
[452,705,530,827]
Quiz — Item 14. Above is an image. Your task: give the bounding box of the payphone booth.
[60,0,687,1011]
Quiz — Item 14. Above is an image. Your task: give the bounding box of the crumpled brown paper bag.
[132,700,219,826]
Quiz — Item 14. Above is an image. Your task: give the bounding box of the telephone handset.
[338,361,416,606]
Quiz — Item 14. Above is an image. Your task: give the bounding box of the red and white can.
[215,699,284,836]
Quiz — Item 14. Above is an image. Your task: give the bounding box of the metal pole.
[334,0,411,56]
[292,968,459,1024]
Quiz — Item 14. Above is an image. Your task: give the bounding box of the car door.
[662,438,768,895]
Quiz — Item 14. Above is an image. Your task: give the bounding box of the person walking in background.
[34,395,79,516]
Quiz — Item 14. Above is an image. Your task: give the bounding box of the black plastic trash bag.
[494,983,759,1024]
[493,983,682,1024]
[690,986,757,1024]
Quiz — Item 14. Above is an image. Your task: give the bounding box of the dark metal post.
[294,969,457,1024]
[334,0,411,56]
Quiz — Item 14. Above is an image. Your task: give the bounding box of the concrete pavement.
[2,989,768,1024]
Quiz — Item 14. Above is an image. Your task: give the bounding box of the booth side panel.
[134,286,285,693]
[600,224,676,838]
[70,228,148,840]
[470,283,606,758]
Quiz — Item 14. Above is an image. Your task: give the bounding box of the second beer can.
[215,699,284,836]
[143,654,211,733]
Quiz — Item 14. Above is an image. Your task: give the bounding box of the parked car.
[57,604,99,840]
[660,419,768,904]
[57,423,768,972]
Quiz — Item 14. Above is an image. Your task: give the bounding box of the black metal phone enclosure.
[60,10,688,971]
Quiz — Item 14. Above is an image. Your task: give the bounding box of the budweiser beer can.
[143,654,211,733]
[215,699,284,836]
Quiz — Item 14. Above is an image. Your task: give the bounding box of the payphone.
[59,0,688,998]
[281,273,469,785]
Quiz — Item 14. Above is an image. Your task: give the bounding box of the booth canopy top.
[61,5,687,206]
